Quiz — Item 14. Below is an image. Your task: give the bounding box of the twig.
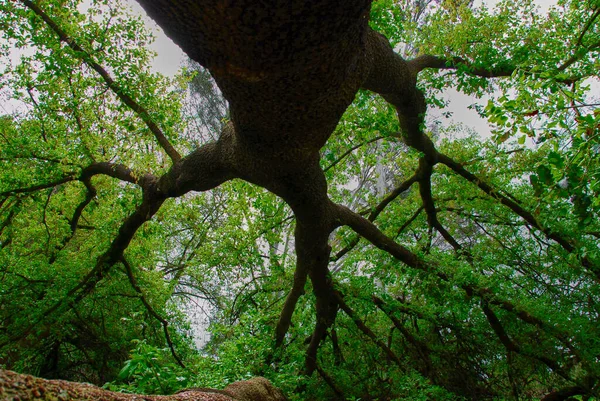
[324,136,385,172]
[316,364,345,399]
[438,152,600,282]
[334,291,403,368]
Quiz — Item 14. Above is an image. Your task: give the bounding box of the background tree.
[0,0,599,400]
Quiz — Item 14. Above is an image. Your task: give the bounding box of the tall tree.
[0,0,598,399]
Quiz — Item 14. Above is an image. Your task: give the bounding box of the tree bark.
[0,369,287,401]
[135,0,373,155]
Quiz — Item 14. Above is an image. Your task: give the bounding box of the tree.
[0,0,599,399]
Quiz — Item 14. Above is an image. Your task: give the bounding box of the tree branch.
[438,152,600,281]
[540,386,586,401]
[335,203,428,271]
[336,203,578,354]
[344,39,585,358]
[316,364,345,399]
[0,176,166,349]
[334,291,403,367]
[372,295,433,375]
[47,179,97,264]
[80,162,140,184]
[0,199,20,237]
[0,161,146,198]
[416,157,466,256]
[0,175,76,197]
[481,301,573,382]
[332,172,419,262]
[300,222,337,376]
[21,0,182,163]
[575,7,600,49]
[394,206,423,239]
[0,369,287,400]
[408,55,514,78]
[323,135,385,172]
[408,54,581,84]
[69,179,96,234]
[557,40,600,72]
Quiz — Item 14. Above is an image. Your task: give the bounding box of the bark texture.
[0,369,287,401]
[130,0,402,376]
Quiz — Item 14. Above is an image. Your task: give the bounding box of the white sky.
[123,0,184,77]
[477,0,555,10]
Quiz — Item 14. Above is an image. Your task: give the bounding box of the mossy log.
[0,369,287,401]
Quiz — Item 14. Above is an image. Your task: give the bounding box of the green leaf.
[547,151,564,168]
[537,164,553,185]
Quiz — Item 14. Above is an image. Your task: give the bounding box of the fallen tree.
[0,369,287,401]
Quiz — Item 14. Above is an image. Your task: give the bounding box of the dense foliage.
[0,0,599,399]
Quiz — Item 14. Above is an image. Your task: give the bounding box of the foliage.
[0,0,599,400]
[104,340,189,395]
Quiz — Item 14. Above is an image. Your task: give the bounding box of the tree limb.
[334,291,403,368]
[575,7,600,48]
[0,369,287,401]
[332,172,419,262]
[300,223,337,376]
[47,179,97,264]
[0,161,145,198]
[0,175,77,197]
[408,55,514,77]
[316,364,345,399]
[540,386,586,401]
[336,203,578,354]
[438,152,600,281]
[69,179,96,234]
[408,54,581,84]
[0,175,166,349]
[372,295,433,375]
[481,301,573,382]
[323,135,385,172]
[416,156,466,257]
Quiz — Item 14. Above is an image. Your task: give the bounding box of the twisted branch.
[122,257,185,368]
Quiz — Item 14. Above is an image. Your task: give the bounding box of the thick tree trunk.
[135,0,372,155]
[0,369,287,401]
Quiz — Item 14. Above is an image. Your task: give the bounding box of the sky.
[122,0,184,77]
